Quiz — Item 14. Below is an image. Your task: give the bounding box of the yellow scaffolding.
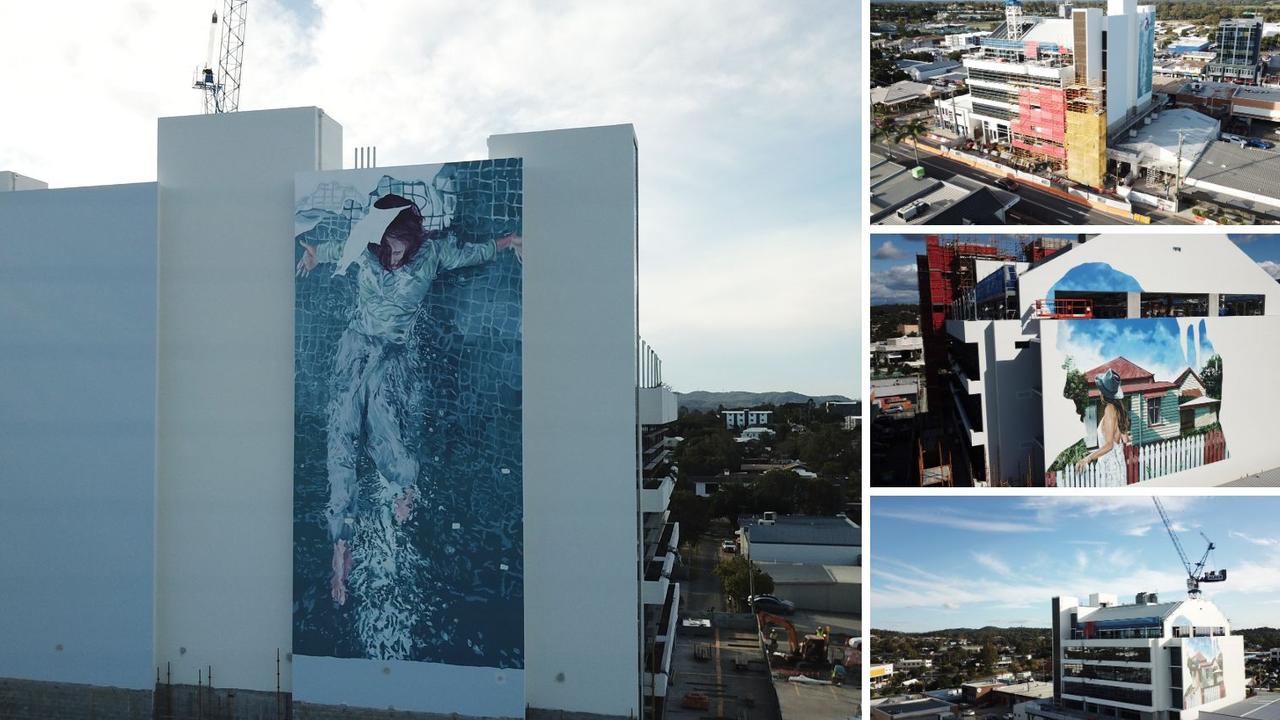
[1064,85,1107,190]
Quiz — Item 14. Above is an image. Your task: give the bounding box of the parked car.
[750,594,795,614]
[995,176,1020,192]
[1246,138,1275,150]
[721,539,737,553]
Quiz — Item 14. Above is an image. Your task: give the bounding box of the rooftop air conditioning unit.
[897,200,929,220]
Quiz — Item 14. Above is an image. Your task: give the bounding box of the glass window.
[1148,397,1163,426]
[1063,680,1152,706]
[1064,646,1152,662]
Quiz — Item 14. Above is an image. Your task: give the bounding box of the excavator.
[757,611,829,666]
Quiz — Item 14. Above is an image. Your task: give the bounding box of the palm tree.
[893,118,930,167]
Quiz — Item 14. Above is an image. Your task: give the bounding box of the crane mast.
[1153,497,1226,598]
[193,1,248,114]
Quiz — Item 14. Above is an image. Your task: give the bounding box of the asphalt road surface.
[874,142,1130,225]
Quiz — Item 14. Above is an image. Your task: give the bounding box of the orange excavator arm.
[757,611,799,654]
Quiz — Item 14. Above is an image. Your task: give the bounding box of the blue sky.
[1055,317,1216,385]
[872,496,1280,632]
[0,0,857,398]
[871,235,1280,306]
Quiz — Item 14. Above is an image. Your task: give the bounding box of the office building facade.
[1037,592,1245,720]
[1207,18,1264,84]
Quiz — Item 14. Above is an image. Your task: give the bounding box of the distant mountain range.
[675,391,855,412]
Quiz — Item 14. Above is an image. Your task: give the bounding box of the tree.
[1201,354,1223,399]
[714,555,774,611]
[893,118,930,167]
[668,489,710,546]
[981,640,999,669]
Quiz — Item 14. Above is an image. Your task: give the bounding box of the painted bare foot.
[331,540,352,605]
[394,486,417,524]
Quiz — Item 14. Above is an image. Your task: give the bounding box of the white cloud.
[1125,524,1154,537]
[1258,260,1280,279]
[874,509,1049,534]
[874,240,908,260]
[1230,531,1280,548]
[871,262,920,304]
[973,552,1013,577]
[0,0,858,396]
[872,555,1189,620]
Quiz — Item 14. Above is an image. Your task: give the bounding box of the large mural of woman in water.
[292,161,523,669]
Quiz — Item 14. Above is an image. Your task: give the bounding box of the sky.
[871,235,1280,305]
[872,496,1280,633]
[0,0,858,398]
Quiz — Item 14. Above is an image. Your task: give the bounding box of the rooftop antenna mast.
[1153,497,1226,599]
[192,1,248,114]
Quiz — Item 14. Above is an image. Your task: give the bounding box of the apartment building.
[1031,592,1246,720]
[639,340,681,714]
[935,0,1156,189]
[922,234,1280,486]
[722,408,774,429]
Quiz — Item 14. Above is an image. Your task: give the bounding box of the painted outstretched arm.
[434,233,522,273]
[296,238,344,277]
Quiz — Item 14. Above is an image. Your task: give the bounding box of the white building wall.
[488,125,641,720]
[0,170,48,191]
[0,182,158,690]
[154,107,341,693]
[983,322,1044,485]
[1018,235,1280,315]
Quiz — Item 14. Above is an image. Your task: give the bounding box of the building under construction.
[936,0,1156,191]
[915,234,1076,485]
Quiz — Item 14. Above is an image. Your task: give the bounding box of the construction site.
[666,611,859,720]
[872,235,1078,488]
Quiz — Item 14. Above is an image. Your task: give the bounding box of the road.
[682,531,730,613]
[874,142,1129,225]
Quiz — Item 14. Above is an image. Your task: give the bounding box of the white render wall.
[488,125,641,720]
[1019,235,1280,316]
[948,319,1043,485]
[1040,316,1280,484]
[0,182,158,690]
[154,107,342,693]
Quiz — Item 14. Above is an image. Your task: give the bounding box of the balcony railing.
[638,337,664,389]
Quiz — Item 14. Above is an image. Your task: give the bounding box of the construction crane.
[1153,497,1227,598]
[193,2,248,114]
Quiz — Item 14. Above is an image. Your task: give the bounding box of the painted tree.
[1200,354,1223,399]
[1063,357,1090,421]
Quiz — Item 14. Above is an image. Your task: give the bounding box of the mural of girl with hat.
[1074,367,1131,483]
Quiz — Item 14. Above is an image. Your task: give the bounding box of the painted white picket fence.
[1134,434,1212,483]
[1054,458,1121,488]
[1053,433,1225,487]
